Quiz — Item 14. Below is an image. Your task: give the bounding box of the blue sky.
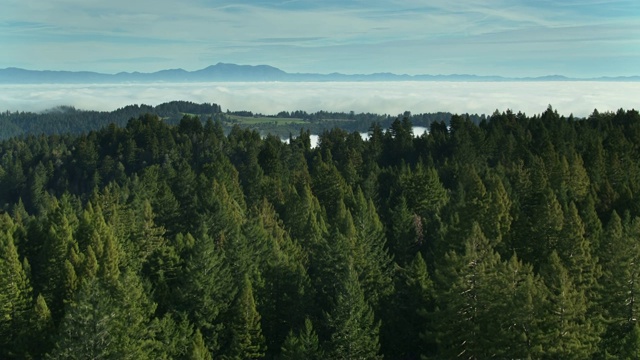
[2,0,639,77]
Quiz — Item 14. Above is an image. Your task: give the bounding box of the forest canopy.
[1,105,640,359]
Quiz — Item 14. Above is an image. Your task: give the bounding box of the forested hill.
[1,107,640,359]
[0,102,466,140]
[0,101,222,140]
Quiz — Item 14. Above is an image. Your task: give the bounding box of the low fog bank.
[1,81,638,118]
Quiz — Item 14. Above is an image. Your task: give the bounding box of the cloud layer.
[1,81,638,118]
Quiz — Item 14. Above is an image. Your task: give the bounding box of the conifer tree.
[29,293,54,358]
[47,278,115,360]
[386,195,420,266]
[384,252,433,359]
[188,329,213,360]
[492,254,545,359]
[244,199,311,358]
[599,213,640,357]
[351,189,394,309]
[176,232,235,355]
[280,318,323,360]
[0,221,34,358]
[325,264,382,360]
[540,251,598,359]
[482,172,512,251]
[39,205,79,323]
[433,222,505,359]
[557,202,601,302]
[135,199,166,265]
[49,270,158,360]
[227,274,266,360]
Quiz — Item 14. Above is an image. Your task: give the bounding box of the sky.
[2,0,640,77]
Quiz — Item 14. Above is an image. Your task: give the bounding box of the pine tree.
[188,329,213,360]
[433,222,505,359]
[39,205,79,323]
[244,199,311,358]
[227,274,266,360]
[280,318,323,360]
[540,251,598,359]
[0,220,34,358]
[351,189,394,310]
[48,270,158,360]
[177,232,236,355]
[384,252,433,359]
[29,293,54,358]
[386,195,420,266]
[325,264,382,360]
[482,172,512,252]
[492,254,546,359]
[599,213,640,357]
[47,278,115,360]
[135,199,166,266]
[557,202,601,310]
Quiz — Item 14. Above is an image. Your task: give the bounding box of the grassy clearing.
[226,114,307,125]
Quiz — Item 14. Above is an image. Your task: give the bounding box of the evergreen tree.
[386,195,420,266]
[245,199,311,358]
[540,251,598,359]
[492,254,546,359]
[325,264,382,360]
[599,213,640,357]
[188,329,213,360]
[433,222,505,359]
[279,318,323,360]
[48,270,158,360]
[0,219,34,358]
[227,274,266,360]
[384,252,433,359]
[351,189,394,309]
[29,293,54,358]
[557,202,601,305]
[176,232,236,355]
[39,204,80,323]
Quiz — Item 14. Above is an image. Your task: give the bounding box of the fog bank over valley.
[1,81,638,118]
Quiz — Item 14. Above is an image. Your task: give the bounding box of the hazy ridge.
[2,63,639,84]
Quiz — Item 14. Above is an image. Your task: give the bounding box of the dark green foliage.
[279,318,323,360]
[540,251,599,358]
[0,106,639,358]
[227,274,266,359]
[433,222,505,359]
[325,265,382,360]
[48,270,158,360]
[176,232,236,355]
[0,216,33,358]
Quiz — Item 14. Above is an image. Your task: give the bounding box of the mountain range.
[1,63,638,83]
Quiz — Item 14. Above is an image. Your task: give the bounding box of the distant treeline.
[2,101,484,140]
[0,101,222,140]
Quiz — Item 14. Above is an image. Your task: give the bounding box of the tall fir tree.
[227,274,266,360]
[598,213,640,358]
[433,222,506,359]
[384,252,433,359]
[540,251,599,359]
[48,270,158,360]
[280,318,323,360]
[0,219,34,358]
[325,264,382,360]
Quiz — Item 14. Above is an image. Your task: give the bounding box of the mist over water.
[1,81,638,118]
